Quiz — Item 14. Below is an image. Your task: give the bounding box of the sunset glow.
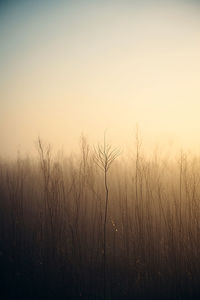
[1,0,200,156]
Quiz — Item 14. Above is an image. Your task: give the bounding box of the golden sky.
[1,0,200,157]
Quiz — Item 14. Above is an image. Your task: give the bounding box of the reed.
[1,136,200,299]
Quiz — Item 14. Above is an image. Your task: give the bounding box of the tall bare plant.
[94,133,120,298]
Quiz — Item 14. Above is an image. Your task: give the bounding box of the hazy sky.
[1,0,200,157]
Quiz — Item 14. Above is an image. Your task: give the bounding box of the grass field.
[1,136,200,299]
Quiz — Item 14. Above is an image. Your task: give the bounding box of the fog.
[1,0,200,157]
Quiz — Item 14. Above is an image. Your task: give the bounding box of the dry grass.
[1,136,200,299]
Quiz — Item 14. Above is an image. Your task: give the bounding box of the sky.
[1,0,200,158]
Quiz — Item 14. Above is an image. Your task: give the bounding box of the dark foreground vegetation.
[1,137,200,299]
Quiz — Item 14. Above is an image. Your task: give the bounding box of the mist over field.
[1,0,200,157]
[1,0,200,299]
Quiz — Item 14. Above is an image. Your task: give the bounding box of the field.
[1,136,200,299]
